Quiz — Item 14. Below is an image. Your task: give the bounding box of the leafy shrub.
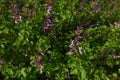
[0,0,120,80]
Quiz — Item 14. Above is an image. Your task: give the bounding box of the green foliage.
[0,0,120,80]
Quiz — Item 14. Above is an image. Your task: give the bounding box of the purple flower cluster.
[91,0,102,13]
[8,1,35,24]
[43,4,51,32]
[10,3,22,24]
[46,4,51,15]
[29,3,35,19]
[34,59,43,74]
[69,26,83,55]
[93,5,101,13]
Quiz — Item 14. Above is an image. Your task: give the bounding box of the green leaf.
[27,67,32,72]
[46,71,50,77]
[68,60,76,68]
[80,66,86,80]
[6,68,13,75]
[30,56,36,66]
[20,68,27,78]
[70,68,78,74]
[2,27,9,33]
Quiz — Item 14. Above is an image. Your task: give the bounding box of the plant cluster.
[0,0,120,80]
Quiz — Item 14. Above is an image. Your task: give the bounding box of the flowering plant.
[0,0,120,80]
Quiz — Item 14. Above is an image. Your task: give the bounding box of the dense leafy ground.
[0,0,120,80]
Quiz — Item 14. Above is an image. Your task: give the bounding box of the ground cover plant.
[0,0,120,80]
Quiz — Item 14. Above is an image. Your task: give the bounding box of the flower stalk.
[69,26,82,55]
[43,4,51,31]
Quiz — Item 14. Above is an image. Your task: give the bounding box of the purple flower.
[34,59,43,74]
[69,26,83,55]
[15,20,19,24]
[75,26,80,35]
[10,3,18,18]
[12,15,22,24]
[34,59,42,68]
[43,16,50,31]
[43,4,52,31]
[9,3,22,24]
[46,4,51,15]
